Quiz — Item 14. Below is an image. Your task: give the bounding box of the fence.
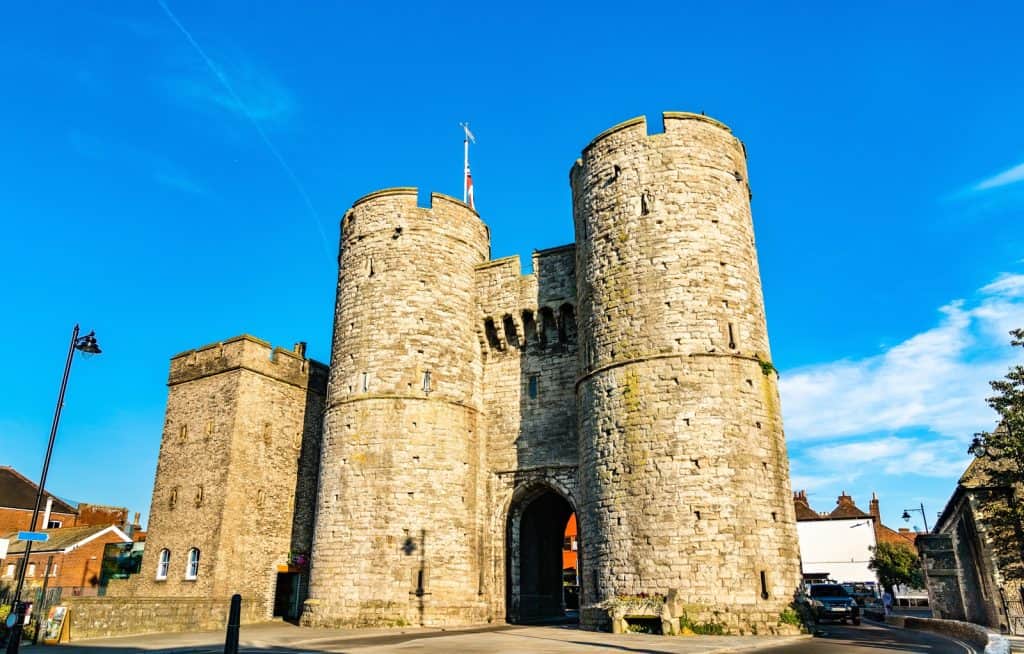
[1000,586,1024,636]
[0,586,64,632]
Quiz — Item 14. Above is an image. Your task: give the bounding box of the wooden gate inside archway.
[506,487,577,624]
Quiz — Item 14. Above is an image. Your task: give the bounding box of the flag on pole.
[461,122,476,209]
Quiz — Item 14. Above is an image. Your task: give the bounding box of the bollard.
[224,594,241,654]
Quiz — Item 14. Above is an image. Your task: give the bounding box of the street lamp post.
[901,503,930,533]
[5,325,100,654]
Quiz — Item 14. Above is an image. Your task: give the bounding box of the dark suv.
[806,583,861,625]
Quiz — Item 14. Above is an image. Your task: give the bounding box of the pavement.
[17,618,979,654]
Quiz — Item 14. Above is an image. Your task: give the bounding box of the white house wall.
[797,518,878,584]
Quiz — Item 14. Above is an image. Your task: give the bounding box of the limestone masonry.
[96,112,801,637]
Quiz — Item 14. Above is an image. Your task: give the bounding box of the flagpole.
[463,127,470,203]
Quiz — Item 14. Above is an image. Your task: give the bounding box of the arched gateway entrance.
[506,486,577,624]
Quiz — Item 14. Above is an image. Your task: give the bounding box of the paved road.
[53,620,978,654]
[758,620,976,654]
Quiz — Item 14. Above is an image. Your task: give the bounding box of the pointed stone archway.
[506,483,576,624]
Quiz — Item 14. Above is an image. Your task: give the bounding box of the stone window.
[179,424,188,442]
[484,318,502,351]
[185,548,201,580]
[27,563,35,577]
[539,307,558,346]
[362,372,370,392]
[194,486,204,508]
[522,310,537,345]
[256,489,266,508]
[169,487,178,509]
[528,375,539,399]
[205,420,214,436]
[502,315,520,349]
[4,564,13,577]
[156,549,170,580]
[559,304,576,343]
[727,323,737,350]
[50,564,57,577]
[422,371,431,394]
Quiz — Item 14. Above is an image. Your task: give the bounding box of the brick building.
[0,466,135,534]
[793,491,919,589]
[1,525,132,594]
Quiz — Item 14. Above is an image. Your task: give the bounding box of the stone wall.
[305,190,490,627]
[65,596,266,640]
[123,335,326,623]
[474,245,579,620]
[571,112,801,632]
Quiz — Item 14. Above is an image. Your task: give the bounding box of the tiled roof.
[829,492,871,519]
[3,524,126,554]
[0,466,77,514]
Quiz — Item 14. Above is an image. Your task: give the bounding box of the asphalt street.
[48,619,980,654]
[757,620,976,654]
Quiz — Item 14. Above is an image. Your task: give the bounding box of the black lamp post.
[5,325,100,654]
[901,503,930,533]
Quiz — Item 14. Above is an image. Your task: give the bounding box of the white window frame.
[46,520,62,529]
[185,548,200,580]
[50,564,58,577]
[27,563,36,577]
[156,548,170,580]
[5,564,13,577]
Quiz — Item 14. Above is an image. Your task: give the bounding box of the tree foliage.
[869,541,924,593]
[969,328,1024,482]
[965,328,1024,582]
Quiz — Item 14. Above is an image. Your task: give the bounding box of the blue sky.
[2,1,1023,531]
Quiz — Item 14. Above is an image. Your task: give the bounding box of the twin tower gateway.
[121,112,801,635]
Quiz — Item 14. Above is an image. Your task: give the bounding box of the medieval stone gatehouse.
[79,112,801,636]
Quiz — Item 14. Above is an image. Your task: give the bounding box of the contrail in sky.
[156,0,331,259]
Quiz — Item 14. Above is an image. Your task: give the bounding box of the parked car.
[804,583,861,625]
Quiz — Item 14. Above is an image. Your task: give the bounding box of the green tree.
[966,327,1024,581]
[969,328,1024,482]
[869,541,924,593]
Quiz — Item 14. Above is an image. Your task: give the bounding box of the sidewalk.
[33,621,808,654]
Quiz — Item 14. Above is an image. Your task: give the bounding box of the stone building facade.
[919,447,1024,634]
[75,112,800,637]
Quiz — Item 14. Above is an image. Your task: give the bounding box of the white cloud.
[780,272,1024,443]
[974,162,1024,192]
[981,273,1024,299]
[808,437,970,478]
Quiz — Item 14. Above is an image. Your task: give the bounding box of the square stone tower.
[119,336,326,623]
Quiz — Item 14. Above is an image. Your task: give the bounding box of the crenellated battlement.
[570,112,744,187]
[474,244,577,355]
[169,335,328,391]
[341,186,489,261]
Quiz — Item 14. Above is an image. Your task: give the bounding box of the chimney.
[293,342,307,358]
[40,497,53,530]
[869,491,880,520]
[836,491,855,507]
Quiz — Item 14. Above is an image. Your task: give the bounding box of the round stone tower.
[304,188,490,627]
[572,113,801,632]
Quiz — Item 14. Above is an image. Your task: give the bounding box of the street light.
[5,325,101,654]
[902,502,930,533]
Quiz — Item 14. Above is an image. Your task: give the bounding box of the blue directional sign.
[17,531,48,542]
